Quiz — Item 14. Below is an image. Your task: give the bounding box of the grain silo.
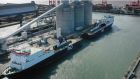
[84,0,92,26]
[74,1,85,31]
[56,1,75,36]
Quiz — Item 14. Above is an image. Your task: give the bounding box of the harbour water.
[0,12,140,79]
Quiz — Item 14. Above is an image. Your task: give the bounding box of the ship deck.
[8,29,58,55]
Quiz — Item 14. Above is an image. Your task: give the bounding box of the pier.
[0,54,10,76]
[124,53,140,79]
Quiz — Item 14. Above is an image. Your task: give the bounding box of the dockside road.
[0,54,10,76]
[124,53,140,79]
[134,61,140,79]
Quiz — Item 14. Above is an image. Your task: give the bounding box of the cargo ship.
[1,28,82,78]
[81,15,114,39]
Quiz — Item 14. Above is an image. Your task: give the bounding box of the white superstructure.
[10,47,54,71]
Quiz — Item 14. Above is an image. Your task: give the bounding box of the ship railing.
[10,49,31,56]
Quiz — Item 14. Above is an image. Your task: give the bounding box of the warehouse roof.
[0,1,38,17]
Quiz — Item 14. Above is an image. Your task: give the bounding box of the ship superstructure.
[82,15,114,38]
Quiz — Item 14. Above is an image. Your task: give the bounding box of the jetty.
[123,53,140,79]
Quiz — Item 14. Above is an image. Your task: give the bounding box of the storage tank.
[84,0,92,26]
[56,3,74,36]
[74,1,85,31]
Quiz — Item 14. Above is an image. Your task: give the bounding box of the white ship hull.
[2,40,81,78]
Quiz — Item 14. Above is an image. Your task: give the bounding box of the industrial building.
[0,1,38,26]
[0,1,38,17]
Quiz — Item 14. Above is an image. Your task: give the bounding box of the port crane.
[127,0,140,7]
[93,0,113,11]
[125,0,140,14]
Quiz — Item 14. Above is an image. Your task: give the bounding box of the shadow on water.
[5,26,119,79]
[86,25,119,42]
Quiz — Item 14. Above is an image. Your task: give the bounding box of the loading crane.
[93,0,113,11]
[125,0,140,14]
[127,0,140,7]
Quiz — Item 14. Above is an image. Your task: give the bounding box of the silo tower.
[73,0,92,30]
[74,1,85,31]
[56,0,75,36]
[84,0,92,27]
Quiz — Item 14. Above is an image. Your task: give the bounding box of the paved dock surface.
[0,22,19,28]
[135,63,140,79]
[0,63,9,74]
[124,53,140,79]
[0,54,10,76]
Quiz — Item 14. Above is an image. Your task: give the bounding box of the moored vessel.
[1,28,82,78]
[81,15,114,39]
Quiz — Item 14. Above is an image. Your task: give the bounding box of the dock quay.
[0,22,19,28]
[0,54,10,77]
[123,53,140,79]
[0,63,9,76]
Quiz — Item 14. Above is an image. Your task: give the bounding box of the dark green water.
[24,13,140,79]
